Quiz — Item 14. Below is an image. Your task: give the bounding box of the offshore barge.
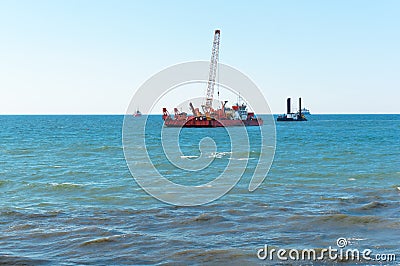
[277,97,307,121]
[162,101,262,128]
[162,30,263,128]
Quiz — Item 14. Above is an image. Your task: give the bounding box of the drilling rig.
[162,30,263,127]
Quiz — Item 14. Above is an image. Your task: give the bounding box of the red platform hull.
[163,116,263,127]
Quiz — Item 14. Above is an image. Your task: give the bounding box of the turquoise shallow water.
[0,115,399,264]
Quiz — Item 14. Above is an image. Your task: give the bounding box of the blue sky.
[0,0,399,114]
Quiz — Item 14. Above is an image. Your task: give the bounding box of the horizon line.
[0,113,398,116]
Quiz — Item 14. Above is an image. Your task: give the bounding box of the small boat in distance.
[133,109,142,117]
[277,97,307,121]
[301,107,311,115]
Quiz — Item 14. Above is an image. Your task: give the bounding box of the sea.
[0,114,399,265]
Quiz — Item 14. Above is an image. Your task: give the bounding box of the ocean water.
[0,115,399,265]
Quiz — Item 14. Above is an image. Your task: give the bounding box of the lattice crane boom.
[203,29,220,114]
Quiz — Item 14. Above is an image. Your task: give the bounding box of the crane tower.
[203,29,220,114]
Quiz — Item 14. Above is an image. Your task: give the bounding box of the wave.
[208,152,232,159]
[180,213,228,225]
[0,209,63,219]
[80,235,125,246]
[49,182,84,188]
[24,182,85,191]
[5,223,36,232]
[4,149,34,155]
[0,255,49,265]
[317,214,382,225]
[92,145,122,152]
[170,248,252,264]
[358,201,388,211]
[0,180,11,187]
[234,157,256,161]
[180,155,199,159]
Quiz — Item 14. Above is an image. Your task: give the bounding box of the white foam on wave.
[180,155,199,159]
[50,182,83,187]
[228,157,256,161]
[209,152,232,159]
